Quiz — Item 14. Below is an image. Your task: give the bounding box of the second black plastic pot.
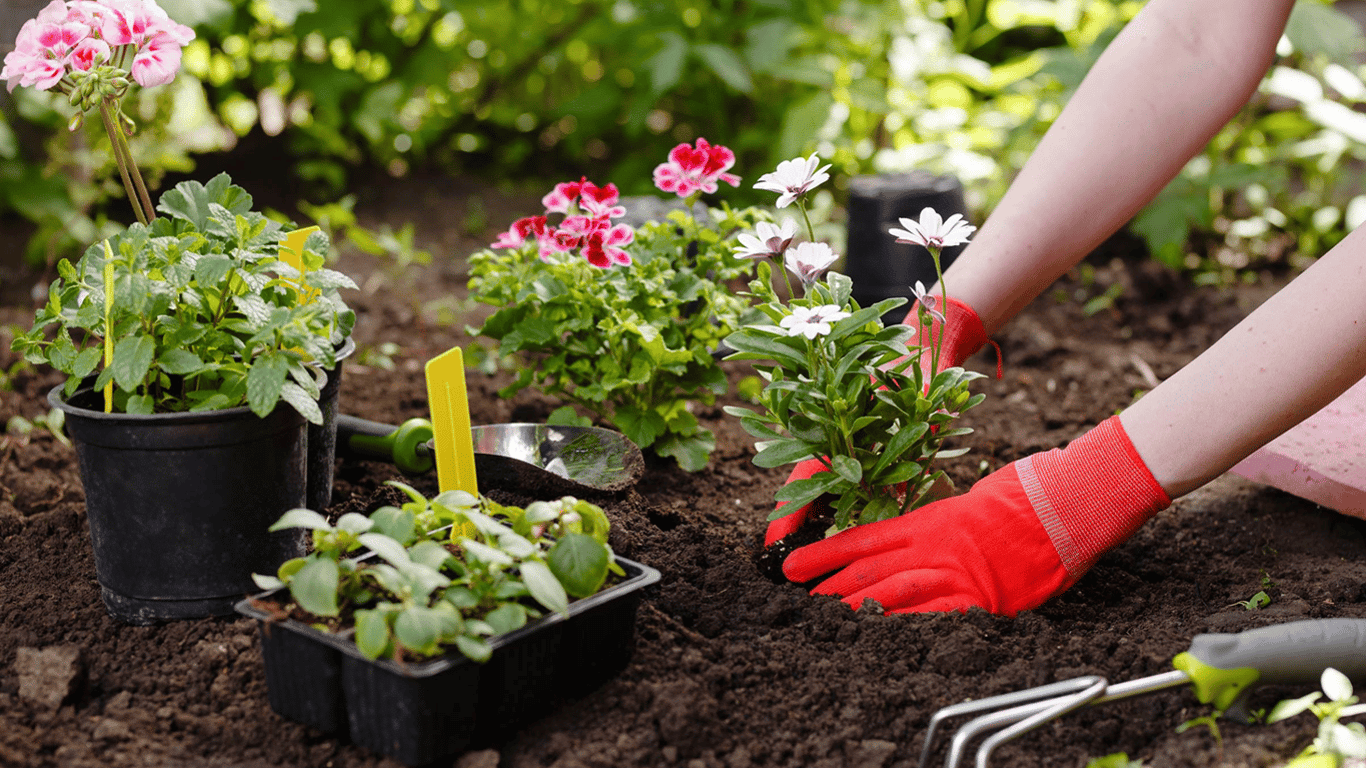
[309,336,356,512]
[236,556,661,766]
[49,383,309,625]
[844,171,973,324]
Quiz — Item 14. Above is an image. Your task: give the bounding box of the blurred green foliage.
[1,0,1365,283]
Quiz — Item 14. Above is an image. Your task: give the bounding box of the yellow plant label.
[102,241,114,413]
[424,346,478,495]
[279,226,321,304]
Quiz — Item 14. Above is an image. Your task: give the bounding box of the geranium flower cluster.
[1,0,194,94]
[652,137,741,198]
[492,178,636,268]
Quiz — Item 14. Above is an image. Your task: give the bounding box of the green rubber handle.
[335,414,434,475]
[1173,619,1366,710]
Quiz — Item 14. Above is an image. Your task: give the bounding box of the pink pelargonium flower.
[889,207,976,251]
[581,223,635,268]
[491,215,550,249]
[784,241,838,286]
[1,10,88,92]
[541,177,624,218]
[734,219,798,260]
[652,137,741,198]
[753,152,831,209]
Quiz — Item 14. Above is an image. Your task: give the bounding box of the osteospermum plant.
[467,138,766,471]
[724,153,985,533]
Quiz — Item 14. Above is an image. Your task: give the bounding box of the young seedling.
[1267,667,1366,765]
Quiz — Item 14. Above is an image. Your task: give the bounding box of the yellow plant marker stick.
[425,346,478,494]
[279,226,321,305]
[102,242,115,413]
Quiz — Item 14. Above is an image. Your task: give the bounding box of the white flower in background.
[889,207,976,250]
[785,241,838,286]
[753,153,831,208]
[780,304,850,340]
[909,280,945,323]
[734,219,799,260]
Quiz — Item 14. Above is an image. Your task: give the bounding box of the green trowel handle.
[1173,619,1366,710]
[335,414,434,474]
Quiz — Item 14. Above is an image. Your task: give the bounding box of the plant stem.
[929,245,946,377]
[98,98,153,225]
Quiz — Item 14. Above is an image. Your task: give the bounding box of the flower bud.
[67,112,84,132]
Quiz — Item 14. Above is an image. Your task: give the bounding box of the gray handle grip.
[1187,619,1366,685]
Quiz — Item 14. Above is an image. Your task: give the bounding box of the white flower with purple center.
[785,241,838,286]
[888,207,976,250]
[779,304,850,340]
[910,280,945,323]
[753,153,832,208]
[734,219,799,260]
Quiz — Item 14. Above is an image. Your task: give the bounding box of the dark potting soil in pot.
[3,173,1365,768]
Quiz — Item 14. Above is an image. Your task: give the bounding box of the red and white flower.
[653,137,741,198]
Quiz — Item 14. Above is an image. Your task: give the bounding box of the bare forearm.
[941,0,1294,332]
[1121,230,1366,497]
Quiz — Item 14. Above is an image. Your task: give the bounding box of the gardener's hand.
[782,417,1170,615]
[765,296,995,549]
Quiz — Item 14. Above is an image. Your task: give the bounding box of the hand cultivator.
[918,619,1366,768]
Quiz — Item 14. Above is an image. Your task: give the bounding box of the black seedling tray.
[236,556,660,766]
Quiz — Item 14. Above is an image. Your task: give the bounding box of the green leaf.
[484,603,528,635]
[357,532,410,567]
[368,506,416,544]
[193,254,233,287]
[454,634,492,663]
[279,381,323,425]
[158,348,203,376]
[753,437,817,468]
[521,560,569,615]
[394,606,451,654]
[649,32,688,93]
[289,558,340,617]
[268,508,334,533]
[830,455,862,485]
[547,533,610,598]
[354,609,392,660]
[614,405,667,449]
[246,352,289,418]
[111,335,155,391]
[693,43,754,93]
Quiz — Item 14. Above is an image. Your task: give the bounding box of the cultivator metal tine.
[919,670,1192,768]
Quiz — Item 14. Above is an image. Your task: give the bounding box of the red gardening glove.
[781,416,1170,615]
[764,296,995,548]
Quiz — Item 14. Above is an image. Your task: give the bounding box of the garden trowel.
[335,414,644,494]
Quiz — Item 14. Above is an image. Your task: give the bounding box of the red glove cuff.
[1016,416,1170,577]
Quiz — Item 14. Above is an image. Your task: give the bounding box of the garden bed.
[3,171,1366,768]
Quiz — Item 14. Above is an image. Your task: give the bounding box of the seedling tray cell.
[237,556,660,766]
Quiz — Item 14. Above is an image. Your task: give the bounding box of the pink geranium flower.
[499,177,637,268]
[653,138,741,198]
[582,223,635,268]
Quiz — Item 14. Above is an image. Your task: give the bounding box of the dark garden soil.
[3,170,1366,768]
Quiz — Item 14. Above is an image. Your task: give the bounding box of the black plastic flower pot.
[845,171,973,324]
[49,383,309,625]
[235,556,661,766]
[309,336,356,512]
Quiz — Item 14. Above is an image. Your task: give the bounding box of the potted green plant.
[4,1,358,622]
[12,174,357,623]
[238,482,659,766]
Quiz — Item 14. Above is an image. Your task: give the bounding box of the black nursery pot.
[49,384,309,625]
[309,337,356,512]
[236,557,661,766]
[844,171,973,324]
